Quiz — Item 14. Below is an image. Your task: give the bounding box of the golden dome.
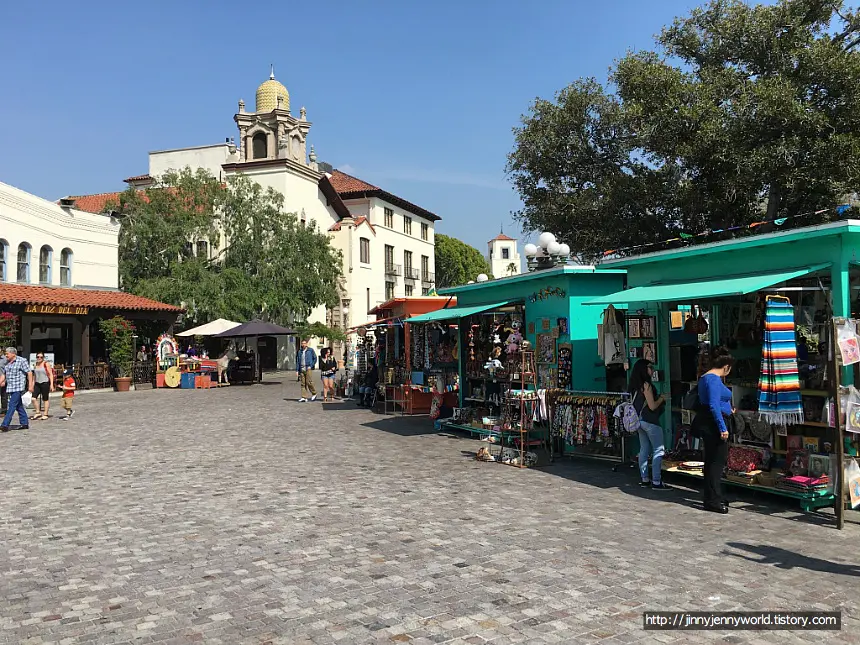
[255,67,289,113]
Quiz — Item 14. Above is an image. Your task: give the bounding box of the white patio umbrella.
[177,318,242,337]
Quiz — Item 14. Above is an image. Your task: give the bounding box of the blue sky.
[1,0,704,252]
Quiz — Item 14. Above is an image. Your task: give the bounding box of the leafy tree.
[508,0,860,260]
[294,321,347,343]
[506,262,518,276]
[434,234,493,288]
[113,168,343,326]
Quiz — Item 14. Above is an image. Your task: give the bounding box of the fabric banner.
[758,299,804,426]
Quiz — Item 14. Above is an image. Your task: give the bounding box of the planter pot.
[115,376,132,392]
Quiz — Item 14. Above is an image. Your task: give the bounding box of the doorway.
[257,336,278,370]
[30,322,73,365]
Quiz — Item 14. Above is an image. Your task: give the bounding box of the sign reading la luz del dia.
[24,304,89,315]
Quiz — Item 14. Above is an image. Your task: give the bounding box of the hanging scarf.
[758,299,804,426]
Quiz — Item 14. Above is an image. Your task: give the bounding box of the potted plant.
[99,315,135,392]
[0,312,19,345]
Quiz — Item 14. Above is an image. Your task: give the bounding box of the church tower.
[487,229,521,279]
[233,66,313,167]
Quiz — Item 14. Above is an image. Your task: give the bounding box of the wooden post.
[830,318,846,530]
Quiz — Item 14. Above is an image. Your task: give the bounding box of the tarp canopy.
[406,301,514,324]
[584,264,830,306]
[213,319,297,337]
[177,318,241,337]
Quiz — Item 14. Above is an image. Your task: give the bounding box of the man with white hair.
[0,347,34,431]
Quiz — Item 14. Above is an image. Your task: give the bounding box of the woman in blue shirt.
[693,346,735,514]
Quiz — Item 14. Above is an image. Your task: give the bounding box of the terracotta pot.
[115,376,132,392]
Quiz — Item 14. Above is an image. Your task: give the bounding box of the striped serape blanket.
[758,299,804,426]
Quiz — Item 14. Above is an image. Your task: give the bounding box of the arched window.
[196,240,208,259]
[60,248,73,286]
[0,240,8,282]
[16,243,30,283]
[252,132,268,159]
[39,245,52,284]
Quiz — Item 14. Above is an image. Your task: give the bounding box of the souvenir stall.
[153,333,219,389]
[359,297,461,415]
[590,220,860,522]
[421,265,626,461]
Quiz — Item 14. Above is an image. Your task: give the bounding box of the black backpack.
[682,385,700,411]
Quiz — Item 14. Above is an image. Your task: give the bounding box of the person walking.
[319,347,338,403]
[628,358,670,490]
[32,353,55,420]
[0,353,7,414]
[0,347,34,431]
[296,338,317,402]
[693,346,735,514]
[60,367,77,420]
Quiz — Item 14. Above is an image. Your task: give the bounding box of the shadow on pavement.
[361,416,457,437]
[722,543,860,576]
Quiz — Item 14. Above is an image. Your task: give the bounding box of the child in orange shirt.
[60,368,76,420]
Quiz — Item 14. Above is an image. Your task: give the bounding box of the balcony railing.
[421,271,435,284]
[385,263,402,276]
[404,267,419,280]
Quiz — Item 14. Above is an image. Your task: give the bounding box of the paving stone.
[0,378,857,644]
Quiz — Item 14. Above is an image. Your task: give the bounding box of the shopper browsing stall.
[693,347,736,514]
[628,359,669,490]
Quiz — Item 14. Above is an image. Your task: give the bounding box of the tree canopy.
[434,234,493,288]
[507,0,860,261]
[114,168,343,326]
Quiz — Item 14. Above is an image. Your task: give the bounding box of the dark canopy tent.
[214,319,297,382]
[213,319,297,338]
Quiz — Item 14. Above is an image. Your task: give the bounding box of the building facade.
[0,181,180,367]
[68,69,439,367]
[487,232,521,279]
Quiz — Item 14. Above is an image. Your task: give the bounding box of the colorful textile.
[758,299,804,425]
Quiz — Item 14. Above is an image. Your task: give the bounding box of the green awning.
[407,301,514,323]
[584,264,830,306]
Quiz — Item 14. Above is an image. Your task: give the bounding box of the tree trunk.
[766,182,781,221]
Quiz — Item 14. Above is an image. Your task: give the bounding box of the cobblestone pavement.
[1,377,858,645]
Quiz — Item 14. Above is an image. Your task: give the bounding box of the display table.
[663,466,835,512]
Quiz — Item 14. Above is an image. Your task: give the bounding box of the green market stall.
[590,220,860,516]
[418,266,626,462]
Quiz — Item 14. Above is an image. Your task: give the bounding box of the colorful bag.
[619,400,641,434]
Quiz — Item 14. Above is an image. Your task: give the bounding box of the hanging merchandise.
[758,297,805,426]
[598,305,626,367]
[557,344,572,389]
[549,391,627,451]
[836,318,860,366]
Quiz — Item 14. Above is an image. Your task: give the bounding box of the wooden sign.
[25,304,89,315]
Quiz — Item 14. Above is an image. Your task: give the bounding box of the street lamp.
[524,232,572,271]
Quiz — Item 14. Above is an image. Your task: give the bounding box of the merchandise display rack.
[499,350,538,468]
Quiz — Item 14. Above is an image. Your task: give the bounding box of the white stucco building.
[0,181,180,366]
[68,69,439,368]
[487,231,521,279]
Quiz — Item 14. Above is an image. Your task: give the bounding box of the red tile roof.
[328,216,375,233]
[63,192,124,214]
[0,284,182,313]
[492,233,516,242]
[328,171,379,194]
[328,170,440,222]
[124,174,152,183]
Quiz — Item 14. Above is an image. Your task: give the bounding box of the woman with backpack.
[628,358,669,490]
[693,346,736,514]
